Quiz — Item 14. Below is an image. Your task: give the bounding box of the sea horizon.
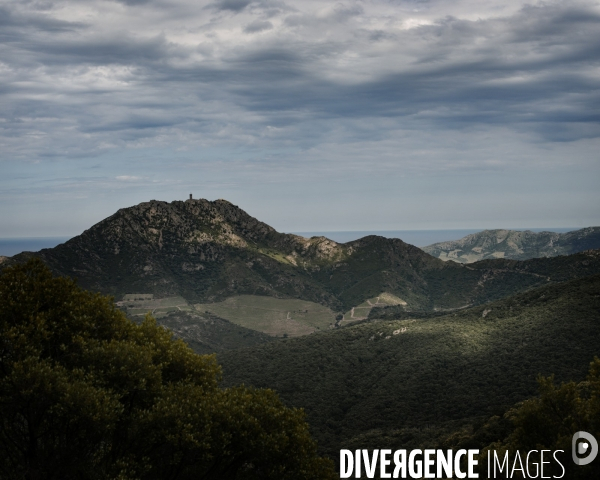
[0,237,73,257]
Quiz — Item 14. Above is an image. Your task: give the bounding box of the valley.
[218,275,600,458]
[119,291,408,337]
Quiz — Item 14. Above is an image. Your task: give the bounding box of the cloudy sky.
[2,0,599,237]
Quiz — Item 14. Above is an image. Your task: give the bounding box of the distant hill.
[218,275,600,457]
[4,199,600,335]
[422,227,600,263]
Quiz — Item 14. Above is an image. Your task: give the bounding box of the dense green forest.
[152,310,275,354]
[0,260,336,480]
[446,357,600,479]
[219,275,600,461]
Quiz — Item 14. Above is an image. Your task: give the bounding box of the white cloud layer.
[1,0,599,234]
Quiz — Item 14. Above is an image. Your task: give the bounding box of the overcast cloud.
[1,0,599,236]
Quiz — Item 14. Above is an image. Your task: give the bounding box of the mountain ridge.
[3,199,449,311]
[422,227,600,263]
[4,199,600,319]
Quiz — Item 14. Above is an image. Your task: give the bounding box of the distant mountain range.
[3,199,600,319]
[422,227,600,263]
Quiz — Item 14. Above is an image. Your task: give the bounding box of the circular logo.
[572,431,598,466]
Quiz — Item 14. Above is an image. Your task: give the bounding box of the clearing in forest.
[194,295,337,337]
[341,292,407,324]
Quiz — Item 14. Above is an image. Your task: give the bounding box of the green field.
[195,295,337,337]
[117,295,191,318]
[342,292,406,324]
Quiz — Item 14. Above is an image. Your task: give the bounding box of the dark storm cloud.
[33,34,175,65]
[0,5,87,33]
[81,115,181,133]
[210,4,600,141]
[213,0,252,12]
[244,19,273,33]
[112,0,154,5]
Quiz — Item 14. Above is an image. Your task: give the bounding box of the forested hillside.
[219,275,600,458]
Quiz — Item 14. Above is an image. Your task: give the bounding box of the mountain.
[218,274,600,457]
[4,198,600,463]
[422,227,600,263]
[5,199,600,343]
[9,198,348,307]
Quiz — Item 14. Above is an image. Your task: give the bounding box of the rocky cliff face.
[422,227,600,263]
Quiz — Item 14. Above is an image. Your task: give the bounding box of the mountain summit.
[8,199,600,314]
[27,198,451,311]
[30,198,347,307]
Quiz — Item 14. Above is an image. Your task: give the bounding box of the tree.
[481,357,600,479]
[0,259,336,480]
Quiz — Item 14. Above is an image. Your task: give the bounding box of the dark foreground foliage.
[0,259,336,480]
[445,358,600,479]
